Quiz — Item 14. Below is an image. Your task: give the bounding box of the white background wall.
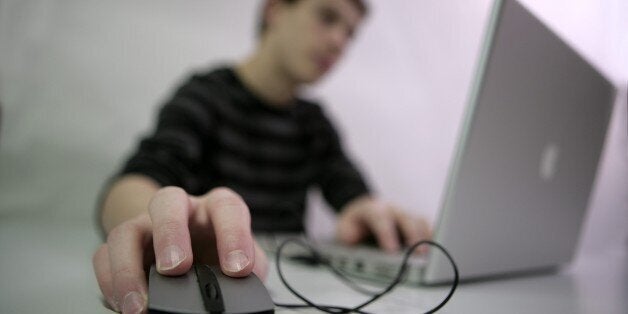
[0,0,626,259]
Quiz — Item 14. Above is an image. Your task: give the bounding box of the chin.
[297,68,328,84]
[300,75,323,84]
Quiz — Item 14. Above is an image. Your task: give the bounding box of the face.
[264,0,364,84]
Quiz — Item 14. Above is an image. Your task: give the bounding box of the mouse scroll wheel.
[205,283,221,299]
[194,264,225,313]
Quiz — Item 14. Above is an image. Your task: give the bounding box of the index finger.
[202,187,256,277]
[149,186,194,275]
[364,206,400,252]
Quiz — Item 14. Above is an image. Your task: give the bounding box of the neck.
[235,48,299,107]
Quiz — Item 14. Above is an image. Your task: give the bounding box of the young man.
[93,0,431,313]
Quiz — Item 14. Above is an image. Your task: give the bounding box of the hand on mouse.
[92,186,268,314]
[336,195,432,253]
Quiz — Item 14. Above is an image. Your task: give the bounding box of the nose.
[328,26,350,55]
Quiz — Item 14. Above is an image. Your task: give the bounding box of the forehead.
[330,0,364,24]
[305,0,364,27]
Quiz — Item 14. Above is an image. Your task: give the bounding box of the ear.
[262,0,284,34]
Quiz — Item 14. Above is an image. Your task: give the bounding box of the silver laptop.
[311,0,616,285]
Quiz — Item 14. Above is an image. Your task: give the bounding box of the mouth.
[314,55,336,73]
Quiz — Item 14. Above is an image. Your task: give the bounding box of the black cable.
[287,252,382,296]
[274,239,357,313]
[273,302,370,314]
[287,251,381,296]
[323,263,381,296]
[274,238,459,313]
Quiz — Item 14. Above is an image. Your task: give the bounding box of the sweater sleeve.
[119,74,214,195]
[308,106,371,211]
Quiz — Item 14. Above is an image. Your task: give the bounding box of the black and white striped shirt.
[121,67,370,231]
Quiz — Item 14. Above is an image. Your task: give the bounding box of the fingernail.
[158,245,185,271]
[122,291,145,314]
[224,250,250,273]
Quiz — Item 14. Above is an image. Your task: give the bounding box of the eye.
[318,6,339,26]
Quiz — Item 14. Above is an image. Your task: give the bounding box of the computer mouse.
[148,264,274,314]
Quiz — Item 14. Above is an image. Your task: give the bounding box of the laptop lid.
[423,0,615,284]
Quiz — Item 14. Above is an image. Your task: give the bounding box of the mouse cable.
[286,243,411,297]
[287,253,382,296]
[323,263,383,296]
[274,238,459,313]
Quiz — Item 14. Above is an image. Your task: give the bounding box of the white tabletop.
[0,217,625,314]
[262,241,628,314]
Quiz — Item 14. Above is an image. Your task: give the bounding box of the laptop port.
[354,260,364,273]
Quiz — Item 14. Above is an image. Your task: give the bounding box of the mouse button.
[207,266,275,314]
[147,265,206,314]
[194,264,225,313]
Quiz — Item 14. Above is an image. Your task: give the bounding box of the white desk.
[265,247,627,314]
[0,217,626,313]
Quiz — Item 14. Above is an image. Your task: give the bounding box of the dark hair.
[257,0,369,38]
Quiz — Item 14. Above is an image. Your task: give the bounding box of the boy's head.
[258,0,368,37]
[256,0,369,84]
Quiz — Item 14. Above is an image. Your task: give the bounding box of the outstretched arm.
[94,181,267,313]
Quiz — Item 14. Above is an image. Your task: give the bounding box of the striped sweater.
[120,67,370,231]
